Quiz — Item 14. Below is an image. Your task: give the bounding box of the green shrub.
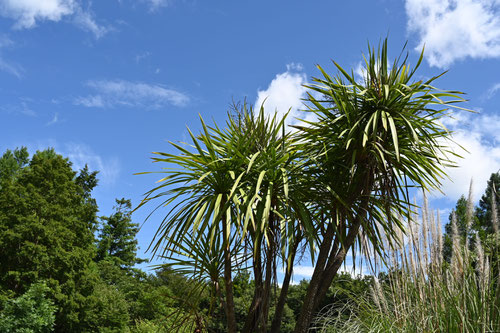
[0,282,57,333]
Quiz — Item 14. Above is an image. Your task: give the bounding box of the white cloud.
[0,35,24,78]
[75,79,189,109]
[142,0,170,11]
[486,82,500,99]
[75,94,104,108]
[354,61,367,83]
[286,62,304,72]
[290,264,368,280]
[135,51,151,63]
[435,111,500,202]
[46,112,59,126]
[23,140,120,185]
[0,56,23,78]
[0,0,109,39]
[0,0,75,28]
[64,142,120,185]
[0,99,35,116]
[292,265,315,278]
[405,0,500,68]
[73,7,110,39]
[255,64,310,128]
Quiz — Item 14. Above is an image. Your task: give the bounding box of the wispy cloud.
[0,56,24,78]
[142,0,171,12]
[0,35,24,78]
[73,7,111,39]
[486,82,500,99]
[0,0,110,39]
[46,113,59,126]
[75,79,189,109]
[74,94,104,108]
[20,140,120,186]
[0,99,35,116]
[405,0,500,68]
[64,142,120,185]
[135,51,151,63]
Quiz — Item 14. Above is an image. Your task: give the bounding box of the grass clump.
[317,184,500,333]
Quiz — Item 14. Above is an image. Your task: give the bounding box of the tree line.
[1,145,497,332]
[0,146,375,332]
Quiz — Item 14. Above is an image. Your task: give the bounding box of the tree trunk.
[293,196,370,333]
[270,236,300,332]
[257,245,273,332]
[222,202,237,333]
[313,221,361,311]
[242,236,264,333]
[293,224,335,333]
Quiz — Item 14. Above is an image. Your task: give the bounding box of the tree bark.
[293,194,370,333]
[258,245,274,332]
[313,220,361,311]
[222,203,237,333]
[242,235,264,333]
[293,224,335,333]
[270,236,301,332]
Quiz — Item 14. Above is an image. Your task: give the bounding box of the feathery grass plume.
[466,179,475,227]
[406,219,417,278]
[370,285,382,313]
[464,180,474,261]
[429,210,439,270]
[484,256,491,292]
[319,192,500,333]
[421,193,429,271]
[475,233,486,287]
[436,210,443,268]
[373,278,388,314]
[395,216,405,253]
[450,211,463,280]
[492,186,499,234]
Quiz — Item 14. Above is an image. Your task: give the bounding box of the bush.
[0,282,57,333]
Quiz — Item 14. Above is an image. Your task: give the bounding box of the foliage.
[84,281,130,333]
[97,198,146,269]
[318,188,500,332]
[0,148,100,332]
[137,103,308,332]
[0,147,29,182]
[443,173,500,263]
[138,39,467,332]
[0,282,57,333]
[477,172,500,236]
[292,39,467,331]
[0,147,210,332]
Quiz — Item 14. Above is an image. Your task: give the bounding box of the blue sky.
[1,0,500,279]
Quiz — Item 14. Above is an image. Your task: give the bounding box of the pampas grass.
[317,183,500,333]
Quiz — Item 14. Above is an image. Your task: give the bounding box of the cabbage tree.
[137,104,311,332]
[292,39,467,332]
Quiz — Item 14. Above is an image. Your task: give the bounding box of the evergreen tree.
[96,198,146,269]
[0,148,99,332]
[443,172,500,262]
[443,196,479,261]
[477,172,500,235]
